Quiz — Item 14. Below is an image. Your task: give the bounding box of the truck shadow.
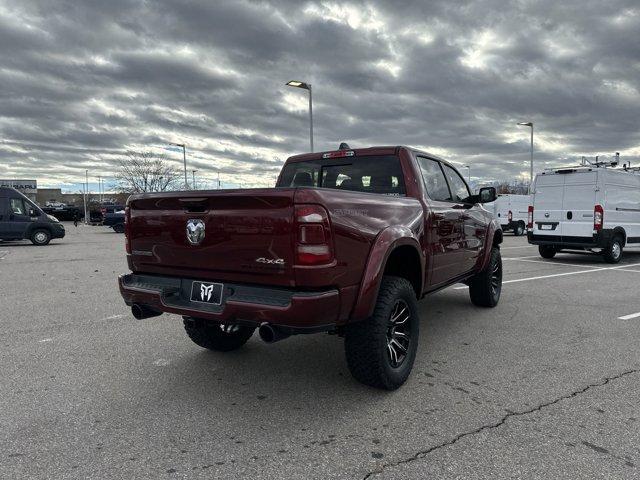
[141,292,478,408]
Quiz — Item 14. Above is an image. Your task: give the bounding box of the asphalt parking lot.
[2,226,640,479]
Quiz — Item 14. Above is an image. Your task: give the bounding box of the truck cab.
[0,187,66,245]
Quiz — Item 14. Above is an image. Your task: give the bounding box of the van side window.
[416,157,451,202]
[442,164,470,202]
[10,198,27,215]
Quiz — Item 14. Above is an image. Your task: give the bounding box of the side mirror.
[478,187,497,204]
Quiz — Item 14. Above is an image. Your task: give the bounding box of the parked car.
[42,205,84,222]
[487,194,531,236]
[528,163,640,263]
[0,187,65,245]
[118,145,502,389]
[103,211,125,233]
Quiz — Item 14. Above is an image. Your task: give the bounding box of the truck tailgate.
[127,189,297,287]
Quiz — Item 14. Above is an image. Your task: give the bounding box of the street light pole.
[169,142,188,189]
[85,169,89,225]
[517,122,534,192]
[308,85,313,152]
[192,170,197,189]
[464,165,470,184]
[286,80,314,152]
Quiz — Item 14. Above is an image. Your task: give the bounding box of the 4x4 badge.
[186,219,205,245]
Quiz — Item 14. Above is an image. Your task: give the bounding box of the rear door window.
[442,164,471,202]
[416,157,451,202]
[278,155,406,196]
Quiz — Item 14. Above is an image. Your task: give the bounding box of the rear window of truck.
[277,155,406,196]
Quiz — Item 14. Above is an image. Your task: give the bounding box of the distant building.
[36,188,129,207]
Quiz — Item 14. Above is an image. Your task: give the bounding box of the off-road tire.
[539,245,557,259]
[514,222,525,236]
[30,229,51,246]
[183,317,255,352]
[113,223,125,233]
[344,276,419,390]
[469,247,502,307]
[603,235,623,264]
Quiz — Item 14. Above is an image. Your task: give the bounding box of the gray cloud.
[0,0,638,190]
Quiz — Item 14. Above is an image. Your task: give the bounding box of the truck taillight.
[125,206,131,254]
[295,204,333,265]
[527,206,534,229]
[594,204,604,231]
[508,210,513,222]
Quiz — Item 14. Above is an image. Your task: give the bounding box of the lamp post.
[517,122,534,192]
[192,170,197,190]
[464,165,471,184]
[285,80,313,152]
[84,169,89,225]
[169,142,188,189]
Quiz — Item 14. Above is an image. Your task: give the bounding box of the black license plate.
[190,281,223,305]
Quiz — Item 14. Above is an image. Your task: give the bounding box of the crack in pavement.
[363,368,640,479]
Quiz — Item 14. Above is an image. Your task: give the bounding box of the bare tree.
[115,151,181,194]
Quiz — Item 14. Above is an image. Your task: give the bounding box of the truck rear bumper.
[118,273,341,331]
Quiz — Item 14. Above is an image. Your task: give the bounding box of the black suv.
[0,187,65,245]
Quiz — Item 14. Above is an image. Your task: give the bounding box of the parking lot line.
[503,257,602,269]
[500,245,537,250]
[619,312,640,320]
[454,262,640,289]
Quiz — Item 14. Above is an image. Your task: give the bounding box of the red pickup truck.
[119,145,502,389]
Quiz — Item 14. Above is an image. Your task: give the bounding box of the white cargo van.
[488,194,531,236]
[527,165,640,263]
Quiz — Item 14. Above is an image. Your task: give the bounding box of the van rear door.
[561,171,597,238]
[533,174,564,237]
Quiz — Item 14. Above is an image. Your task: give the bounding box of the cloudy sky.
[0,0,638,191]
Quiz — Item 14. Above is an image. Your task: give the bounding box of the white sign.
[0,179,37,194]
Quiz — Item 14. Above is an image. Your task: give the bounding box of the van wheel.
[113,223,125,233]
[183,317,255,352]
[469,247,502,307]
[514,222,525,236]
[539,245,556,259]
[344,276,419,390]
[30,229,51,246]
[603,236,623,264]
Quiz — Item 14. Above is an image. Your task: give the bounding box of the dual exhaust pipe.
[131,304,291,344]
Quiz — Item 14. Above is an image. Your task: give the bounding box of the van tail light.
[527,206,534,229]
[125,206,131,254]
[508,210,513,222]
[594,204,604,231]
[295,204,333,265]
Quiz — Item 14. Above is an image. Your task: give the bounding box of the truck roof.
[285,145,448,164]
